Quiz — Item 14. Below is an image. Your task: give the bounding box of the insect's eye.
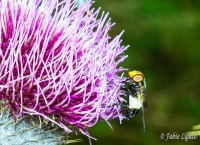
[133,74,144,83]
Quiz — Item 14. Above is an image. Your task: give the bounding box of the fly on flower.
[115,70,147,133]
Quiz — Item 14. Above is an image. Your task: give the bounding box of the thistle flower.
[0,0,128,142]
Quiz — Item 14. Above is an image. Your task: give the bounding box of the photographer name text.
[160,132,197,141]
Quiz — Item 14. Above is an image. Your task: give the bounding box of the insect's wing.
[142,98,147,133]
[142,79,147,111]
[142,79,147,133]
[143,99,147,111]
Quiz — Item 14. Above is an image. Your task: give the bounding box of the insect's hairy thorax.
[128,81,145,99]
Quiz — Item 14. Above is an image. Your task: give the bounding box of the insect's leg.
[120,86,129,92]
[112,82,128,91]
[127,88,136,97]
[107,86,128,108]
[110,103,128,108]
[119,78,131,84]
[108,78,132,107]
[111,78,131,88]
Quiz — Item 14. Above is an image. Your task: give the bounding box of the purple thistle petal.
[0,0,128,138]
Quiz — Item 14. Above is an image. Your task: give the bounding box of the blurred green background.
[74,0,200,145]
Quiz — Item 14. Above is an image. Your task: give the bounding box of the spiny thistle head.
[0,0,128,139]
[0,108,82,144]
